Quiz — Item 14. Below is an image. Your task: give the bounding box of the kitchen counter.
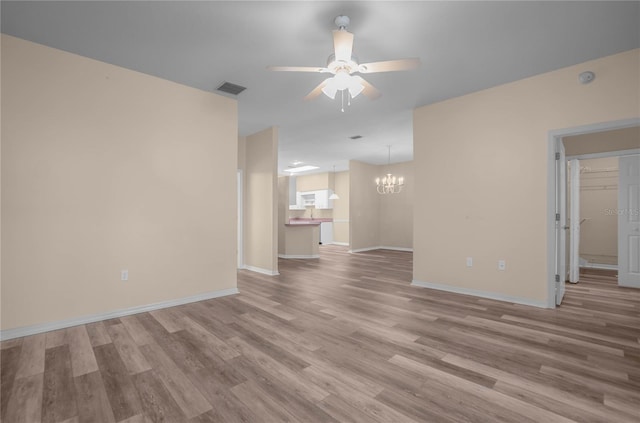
[287,218,332,226]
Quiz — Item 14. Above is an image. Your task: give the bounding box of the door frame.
[569,158,580,283]
[618,155,640,288]
[546,118,640,308]
[237,169,244,269]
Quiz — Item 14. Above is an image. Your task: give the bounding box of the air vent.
[349,135,363,140]
[216,82,247,95]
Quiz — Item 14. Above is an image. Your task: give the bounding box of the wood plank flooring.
[1,247,639,422]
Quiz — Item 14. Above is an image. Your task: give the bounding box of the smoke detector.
[578,71,595,84]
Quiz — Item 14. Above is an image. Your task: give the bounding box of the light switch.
[466,257,473,267]
[498,260,506,271]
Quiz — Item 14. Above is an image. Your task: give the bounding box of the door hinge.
[555,274,560,282]
[555,152,560,160]
[555,213,560,221]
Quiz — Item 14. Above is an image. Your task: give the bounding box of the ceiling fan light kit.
[267,15,420,111]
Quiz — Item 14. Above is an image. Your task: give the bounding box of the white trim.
[278,254,320,259]
[619,280,640,289]
[350,246,413,253]
[567,148,640,161]
[380,246,413,252]
[0,287,239,341]
[243,265,280,276]
[411,280,549,309]
[569,158,580,283]
[547,118,640,309]
[330,242,349,246]
[580,263,618,270]
[332,219,350,223]
[349,246,381,253]
[237,170,243,269]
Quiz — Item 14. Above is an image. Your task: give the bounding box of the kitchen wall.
[296,173,331,192]
[578,157,619,266]
[413,48,639,306]
[1,35,238,332]
[242,127,279,275]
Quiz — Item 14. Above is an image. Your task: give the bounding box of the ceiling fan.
[267,15,420,109]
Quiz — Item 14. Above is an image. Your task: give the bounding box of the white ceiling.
[2,1,638,174]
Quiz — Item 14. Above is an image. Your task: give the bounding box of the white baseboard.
[380,246,413,252]
[350,245,413,253]
[580,263,618,270]
[243,265,279,276]
[278,254,320,259]
[330,242,349,246]
[410,280,549,309]
[0,287,239,341]
[619,280,640,288]
[349,246,382,253]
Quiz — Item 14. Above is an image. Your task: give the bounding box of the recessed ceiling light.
[284,165,319,173]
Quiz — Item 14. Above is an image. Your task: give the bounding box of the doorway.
[548,119,640,307]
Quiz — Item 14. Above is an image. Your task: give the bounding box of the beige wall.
[237,136,247,171]
[277,176,288,254]
[379,161,413,249]
[413,49,639,305]
[1,35,238,331]
[333,171,350,244]
[564,126,640,156]
[281,226,320,257]
[296,173,330,192]
[349,161,381,251]
[349,161,414,251]
[243,127,279,274]
[579,157,619,265]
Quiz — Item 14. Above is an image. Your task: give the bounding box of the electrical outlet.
[121,270,128,281]
[466,257,473,267]
[498,260,506,271]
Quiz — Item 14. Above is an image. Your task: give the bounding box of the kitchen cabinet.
[292,190,334,210]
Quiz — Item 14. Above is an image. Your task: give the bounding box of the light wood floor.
[1,246,639,422]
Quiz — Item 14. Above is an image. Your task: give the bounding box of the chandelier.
[375,146,404,195]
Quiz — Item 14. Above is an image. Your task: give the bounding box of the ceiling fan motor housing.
[334,15,350,29]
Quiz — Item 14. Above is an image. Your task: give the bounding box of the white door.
[556,142,567,305]
[569,159,580,283]
[618,155,640,288]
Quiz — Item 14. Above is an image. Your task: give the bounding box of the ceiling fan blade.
[333,30,354,62]
[304,79,330,101]
[352,76,381,100]
[358,58,420,73]
[267,66,327,73]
